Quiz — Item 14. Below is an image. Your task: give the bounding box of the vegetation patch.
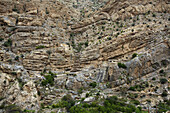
[157,102,170,113]
[70,96,138,113]
[89,82,97,88]
[3,39,12,47]
[11,72,17,75]
[17,78,26,90]
[47,95,144,113]
[160,78,167,84]
[15,56,19,61]
[118,63,127,69]
[41,72,55,86]
[132,53,138,59]
[0,37,4,41]
[5,104,22,113]
[36,45,45,49]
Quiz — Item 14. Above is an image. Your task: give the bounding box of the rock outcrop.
[0,0,169,112]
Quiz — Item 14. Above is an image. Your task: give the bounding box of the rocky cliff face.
[0,0,169,112]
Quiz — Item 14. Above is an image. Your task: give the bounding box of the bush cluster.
[160,78,167,84]
[157,102,170,113]
[41,72,55,86]
[52,94,75,111]
[128,82,149,91]
[89,82,97,88]
[118,63,127,69]
[69,96,140,113]
[3,39,12,47]
[42,95,145,113]
[132,53,138,59]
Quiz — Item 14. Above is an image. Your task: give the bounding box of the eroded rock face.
[70,0,170,32]
[0,73,39,111]
[0,0,169,112]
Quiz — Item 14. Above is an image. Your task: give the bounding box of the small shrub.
[7,59,12,63]
[161,91,168,97]
[23,109,35,113]
[17,78,25,90]
[98,36,102,39]
[145,82,149,87]
[96,92,100,96]
[41,73,54,86]
[0,97,4,101]
[129,87,136,91]
[132,53,138,59]
[20,54,24,58]
[146,99,151,103]
[12,8,18,12]
[147,11,150,14]
[45,8,49,14]
[36,45,45,49]
[86,93,89,98]
[152,13,156,17]
[128,93,138,99]
[0,38,4,41]
[37,90,41,96]
[102,26,105,30]
[85,41,88,47]
[46,50,52,55]
[107,37,112,40]
[62,94,72,102]
[118,63,127,69]
[120,23,123,27]
[160,78,167,84]
[131,100,140,105]
[137,16,139,20]
[90,82,97,88]
[41,103,45,109]
[159,69,164,73]
[81,98,85,102]
[15,56,19,61]
[41,80,48,86]
[106,82,112,88]
[75,43,83,52]
[0,103,5,109]
[152,77,156,80]
[149,2,152,4]
[3,39,12,47]
[137,106,142,111]
[116,21,119,25]
[78,87,83,94]
[132,23,135,26]
[11,72,17,75]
